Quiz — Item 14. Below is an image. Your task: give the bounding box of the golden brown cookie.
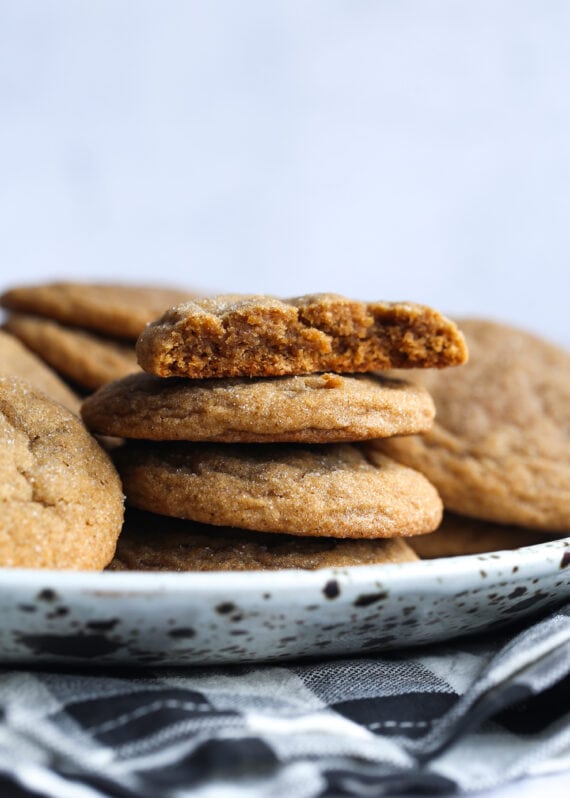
[409,512,557,559]
[136,293,468,379]
[4,314,139,391]
[0,330,80,414]
[108,508,419,571]
[1,282,197,339]
[377,320,570,530]
[0,376,124,569]
[81,371,435,443]
[115,442,443,539]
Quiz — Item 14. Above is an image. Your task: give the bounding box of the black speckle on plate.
[216,602,236,615]
[353,591,388,608]
[322,580,340,599]
[37,589,58,603]
[168,627,196,639]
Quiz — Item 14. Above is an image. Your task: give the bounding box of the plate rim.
[1,537,568,595]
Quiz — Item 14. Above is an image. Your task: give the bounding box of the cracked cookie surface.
[82,371,435,443]
[377,320,570,530]
[1,282,197,339]
[0,376,124,568]
[108,508,419,571]
[136,293,468,378]
[115,442,442,538]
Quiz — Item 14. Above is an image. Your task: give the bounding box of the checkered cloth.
[1,603,569,798]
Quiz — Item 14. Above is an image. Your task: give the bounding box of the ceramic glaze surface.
[0,538,568,666]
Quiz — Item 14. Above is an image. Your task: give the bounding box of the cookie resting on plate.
[0,376,124,569]
[108,508,419,571]
[408,512,558,559]
[378,320,570,530]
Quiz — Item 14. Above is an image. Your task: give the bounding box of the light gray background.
[0,4,569,796]
[1,0,569,349]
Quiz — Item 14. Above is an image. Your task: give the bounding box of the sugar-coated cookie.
[379,320,570,530]
[5,314,139,391]
[0,330,80,413]
[136,293,468,378]
[108,508,419,571]
[82,371,435,442]
[1,281,197,339]
[0,376,124,569]
[115,441,443,539]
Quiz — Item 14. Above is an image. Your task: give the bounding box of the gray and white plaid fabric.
[0,602,569,798]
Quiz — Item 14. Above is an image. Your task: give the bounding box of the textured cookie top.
[0,376,124,569]
[1,282,197,339]
[136,293,468,378]
[379,319,570,530]
[82,371,435,443]
[5,314,139,391]
[0,330,80,414]
[409,512,553,559]
[109,509,418,571]
[115,441,443,539]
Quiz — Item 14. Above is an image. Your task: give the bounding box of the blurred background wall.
[0,1,569,344]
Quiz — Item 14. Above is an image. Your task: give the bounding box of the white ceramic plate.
[1,537,569,666]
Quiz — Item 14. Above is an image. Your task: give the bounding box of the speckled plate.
[1,538,569,666]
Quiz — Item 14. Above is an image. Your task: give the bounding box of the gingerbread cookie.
[108,508,419,571]
[115,442,442,538]
[4,314,139,391]
[1,282,197,339]
[81,371,435,443]
[0,330,80,414]
[409,512,555,559]
[379,320,570,530]
[0,376,123,569]
[136,293,468,379]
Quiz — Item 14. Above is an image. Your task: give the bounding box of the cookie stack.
[1,282,196,392]
[82,293,468,571]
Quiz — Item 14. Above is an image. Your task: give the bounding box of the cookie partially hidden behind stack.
[83,293,468,570]
[408,512,556,559]
[0,329,80,414]
[1,282,198,392]
[377,319,570,532]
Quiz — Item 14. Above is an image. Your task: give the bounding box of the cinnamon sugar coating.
[81,371,435,443]
[0,376,124,569]
[136,294,468,378]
